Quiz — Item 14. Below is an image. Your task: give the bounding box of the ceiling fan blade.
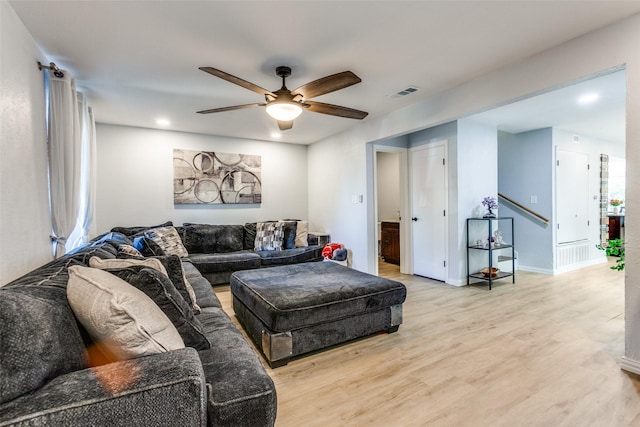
[293,71,362,100]
[305,101,368,119]
[197,103,265,114]
[277,120,294,131]
[199,67,276,97]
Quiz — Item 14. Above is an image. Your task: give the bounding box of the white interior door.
[411,142,447,281]
[556,149,589,243]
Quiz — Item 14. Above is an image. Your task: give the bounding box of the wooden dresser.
[380,221,400,265]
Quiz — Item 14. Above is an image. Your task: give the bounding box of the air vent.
[389,85,420,98]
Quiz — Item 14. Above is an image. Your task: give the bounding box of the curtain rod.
[38,61,64,78]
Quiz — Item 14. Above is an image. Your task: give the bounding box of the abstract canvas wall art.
[173,149,262,204]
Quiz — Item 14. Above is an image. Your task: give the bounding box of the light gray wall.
[0,2,52,285]
[307,14,640,369]
[553,128,624,265]
[96,124,309,232]
[376,152,400,222]
[498,127,624,273]
[498,128,554,272]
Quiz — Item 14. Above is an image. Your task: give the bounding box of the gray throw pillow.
[254,221,285,251]
[109,266,210,350]
[278,220,298,250]
[144,226,189,258]
[153,255,201,314]
[110,221,173,238]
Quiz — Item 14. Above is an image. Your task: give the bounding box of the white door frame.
[370,144,410,275]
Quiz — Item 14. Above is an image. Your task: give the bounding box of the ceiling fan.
[197,66,368,131]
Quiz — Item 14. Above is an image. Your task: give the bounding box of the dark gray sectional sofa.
[113,222,324,285]
[0,232,277,427]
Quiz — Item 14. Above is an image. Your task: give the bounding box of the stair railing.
[498,193,550,225]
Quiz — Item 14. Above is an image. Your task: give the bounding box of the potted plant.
[596,238,625,271]
[482,196,499,218]
[610,198,624,214]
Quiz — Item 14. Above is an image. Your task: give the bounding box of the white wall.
[307,14,640,369]
[96,124,309,232]
[455,118,498,285]
[0,2,53,285]
[376,152,400,222]
[309,130,370,271]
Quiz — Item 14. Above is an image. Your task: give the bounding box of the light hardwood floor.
[216,259,640,426]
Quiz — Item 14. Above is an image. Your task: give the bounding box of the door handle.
[412,217,418,221]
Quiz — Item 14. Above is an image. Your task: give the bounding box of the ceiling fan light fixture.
[265,101,303,121]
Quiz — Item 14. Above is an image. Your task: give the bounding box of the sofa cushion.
[254,221,284,251]
[197,308,277,426]
[188,251,261,274]
[109,266,210,350]
[243,222,257,250]
[0,286,88,403]
[0,348,207,427]
[182,260,222,309]
[257,246,323,267]
[144,226,189,258]
[110,221,173,237]
[182,224,244,254]
[67,266,184,360]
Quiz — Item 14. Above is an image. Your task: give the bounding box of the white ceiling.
[10,1,638,145]
[470,68,627,144]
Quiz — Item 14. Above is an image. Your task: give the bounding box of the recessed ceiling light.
[156,118,171,126]
[271,132,282,138]
[578,93,599,104]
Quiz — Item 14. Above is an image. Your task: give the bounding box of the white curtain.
[45,70,95,256]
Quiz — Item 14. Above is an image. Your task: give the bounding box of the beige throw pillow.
[295,220,309,247]
[67,266,184,360]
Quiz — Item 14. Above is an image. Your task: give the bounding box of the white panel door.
[556,149,589,243]
[411,142,447,281]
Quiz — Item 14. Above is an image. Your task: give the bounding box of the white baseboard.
[620,356,640,375]
[518,257,606,276]
[518,265,554,275]
[446,278,465,287]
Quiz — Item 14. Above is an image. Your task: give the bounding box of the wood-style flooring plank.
[215,259,640,426]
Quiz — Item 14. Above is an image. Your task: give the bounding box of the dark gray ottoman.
[230,262,407,367]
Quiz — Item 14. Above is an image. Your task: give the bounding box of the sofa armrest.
[0,347,207,427]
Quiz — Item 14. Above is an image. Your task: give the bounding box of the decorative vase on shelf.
[613,206,620,214]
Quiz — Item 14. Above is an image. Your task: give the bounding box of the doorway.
[371,143,410,276]
[376,151,401,271]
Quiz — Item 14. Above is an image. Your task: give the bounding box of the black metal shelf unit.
[466,217,515,290]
